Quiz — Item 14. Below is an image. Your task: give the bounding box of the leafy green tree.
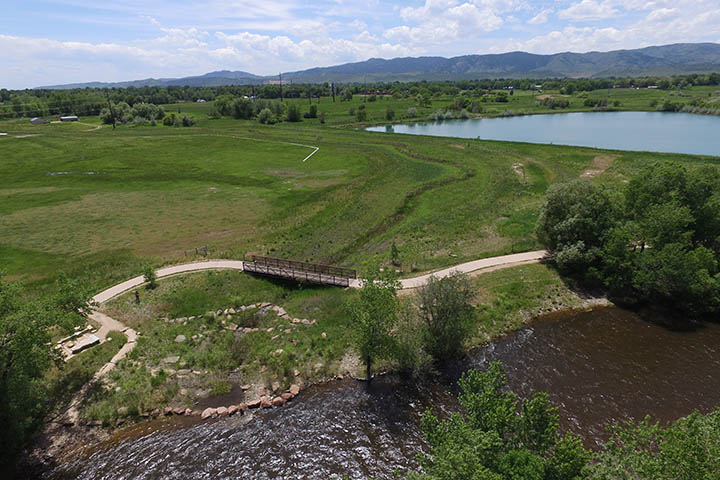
[0,274,90,474]
[536,180,616,275]
[589,409,720,480]
[356,104,367,122]
[410,362,589,480]
[385,107,395,121]
[303,104,318,119]
[416,273,476,361]
[286,103,302,122]
[350,267,400,383]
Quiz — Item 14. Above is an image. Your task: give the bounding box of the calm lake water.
[51,307,720,480]
[367,111,720,157]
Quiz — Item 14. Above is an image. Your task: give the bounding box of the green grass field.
[4,90,719,293]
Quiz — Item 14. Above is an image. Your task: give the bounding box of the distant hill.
[38,43,720,89]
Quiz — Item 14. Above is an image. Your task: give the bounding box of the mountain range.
[39,42,720,89]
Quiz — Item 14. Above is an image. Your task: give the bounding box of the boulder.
[173,407,185,415]
[272,396,285,407]
[184,408,193,416]
[281,392,293,401]
[201,408,216,419]
[247,399,261,409]
[271,381,281,392]
[164,407,174,416]
[227,405,239,416]
[216,406,228,417]
[284,329,291,334]
[228,308,236,315]
[163,355,180,364]
[238,403,248,412]
[117,406,129,416]
[289,384,300,396]
[260,396,272,409]
[273,349,284,356]
[240,384,251,391]
[321,332,327,339]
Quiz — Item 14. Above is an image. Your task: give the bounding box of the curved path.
[61,251,546,424]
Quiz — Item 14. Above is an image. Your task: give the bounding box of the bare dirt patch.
[580,155,617,178]
[450,143,467,150]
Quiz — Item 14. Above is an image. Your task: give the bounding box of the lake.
[367,111,720,157]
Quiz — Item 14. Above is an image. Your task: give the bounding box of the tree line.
[2,72,719,120]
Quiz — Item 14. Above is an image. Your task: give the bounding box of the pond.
[367,111,720,157]
[51,307,720,479]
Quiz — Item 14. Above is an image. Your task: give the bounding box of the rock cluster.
[113,383,303,424]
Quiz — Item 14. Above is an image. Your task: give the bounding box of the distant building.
[30,117,50,125]
[196,99,206,103]
[60,115,78,122]
[647,85,659,89]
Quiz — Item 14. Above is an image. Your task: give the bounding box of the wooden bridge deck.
[243,255,357,287]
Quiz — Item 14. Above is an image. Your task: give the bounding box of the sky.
[2,0,720,89]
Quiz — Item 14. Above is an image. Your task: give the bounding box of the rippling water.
[53,307,720,479]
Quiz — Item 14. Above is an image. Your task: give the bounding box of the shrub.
[385,107,395,121]
[286,103,302,122]
[143,265,157,289]
[318,111,326,124]
[407,107,418,118]
[257,108,274,124]
[181,115,195,127]
[303,104,318,118]
[367,94,377,102]
[162,113,177,126]
[356,105,367,122]
[207,106,221,119]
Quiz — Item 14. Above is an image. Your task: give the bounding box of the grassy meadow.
[3,87,720,423]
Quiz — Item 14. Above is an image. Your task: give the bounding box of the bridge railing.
[243,255,357,287]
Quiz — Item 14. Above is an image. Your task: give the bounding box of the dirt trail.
[580,155,617,178]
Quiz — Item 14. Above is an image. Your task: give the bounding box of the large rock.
[173,407,185,415]
[163,355,180,364]
[247,399,261,409]
[174,334,186,343]
[281,392,293,401]
[272,396,285,407]
[117,406,129,416]
[271,381,281,392]
[201,408,216,419]
[260,396,272,409]
[289,384,300,396]
[163,407,174,416]
[216,406,228,417]
[238,403,248,413]
[227,405,239,416]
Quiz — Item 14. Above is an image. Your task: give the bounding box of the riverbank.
[28,261,611,472]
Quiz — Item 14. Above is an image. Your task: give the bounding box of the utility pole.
[331,82,336,103]
[105,91,116,129]
[279,73,283,102]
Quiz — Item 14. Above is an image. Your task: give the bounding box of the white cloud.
[528,8,553,25]
[558,0,618,21]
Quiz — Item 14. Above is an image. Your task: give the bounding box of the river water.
[52,307,720,479]
[367,111,720,156]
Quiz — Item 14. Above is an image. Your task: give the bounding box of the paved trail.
[61,251,546,424]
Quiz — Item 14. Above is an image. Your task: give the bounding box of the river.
[367,111,720,156]
[51,307,720,479]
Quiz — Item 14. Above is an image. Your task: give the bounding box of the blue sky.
[2,0,719,89]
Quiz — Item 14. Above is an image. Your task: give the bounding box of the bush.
[286,103,302,122]
[416,273,476,361]
[318,111,326,124]
[143,265,157,289]
[162,113,177,126]
[207,106,221,119]
[385,107,395,121]
[257,108,275,124]
[407,107,418,118]
[303,104,318,119]
[367,94,377,102]
[356,106,367,122]
[181,115,195,127]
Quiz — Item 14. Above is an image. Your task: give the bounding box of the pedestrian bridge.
[242,255,357,287]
